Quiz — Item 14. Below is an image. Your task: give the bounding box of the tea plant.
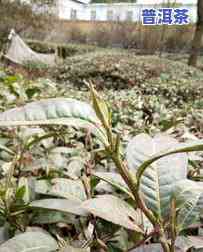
[0,83,202,251]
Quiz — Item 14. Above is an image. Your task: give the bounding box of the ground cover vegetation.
[0,44,202,251]
[0,1,203,250]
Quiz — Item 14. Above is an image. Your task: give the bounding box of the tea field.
[0,48,203,251]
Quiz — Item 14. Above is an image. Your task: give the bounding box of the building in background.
[56,0,197,22]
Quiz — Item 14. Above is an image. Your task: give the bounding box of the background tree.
[0,0,55,51]
[188,0,203,66]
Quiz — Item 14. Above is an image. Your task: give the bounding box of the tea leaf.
[0,231,58,252]
[82,195,143,232]
[173,179,203,232]
[35,178,87,202]
[0,98,108,145]
[92,172,133,199]
[30,199,88,216]
[126,133,188,217]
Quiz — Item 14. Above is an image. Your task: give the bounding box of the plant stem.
[111,152,171,252]
[159,228,170,252]
[111,152,157,225]
[91,90,170,251]
[170,198,177,252]
[6,155,19,191]
[127,230,158,251]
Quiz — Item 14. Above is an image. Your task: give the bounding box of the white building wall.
[88,3,142,21]
[58,0,87,20]
[57,0,197,23]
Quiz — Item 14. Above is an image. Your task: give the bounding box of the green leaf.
[92,172,133,199]
[60,246,90,252]
[18,177,35,203]
[32,210,76,224]
[35,178,87,202]
[89,83,111,129]
[107,243,123,252]
[136,138,203,186]
[15,186,26,200]
[82,195,143,232]
[0,226,10,245]
[175,236,203,251]
[26,87,41,99]
[0,98,107,145]
[30,199,88,216]
[126,133,188,218]
[0,144,14,156]
[172,179,203,232]
[128,243,162,252]
[0,231,58,252]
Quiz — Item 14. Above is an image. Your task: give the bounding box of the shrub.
[54,51,203,104]
[0,85,202,251]
[0,0,54,51]
[26,39,99,58]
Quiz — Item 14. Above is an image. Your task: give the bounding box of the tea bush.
[0,49,203,251]
[0,82,202,251]
[26,39,100,58]
[54,51,203,104]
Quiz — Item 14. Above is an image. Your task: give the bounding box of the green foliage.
[82,195,143,232]
[126,133,188,218]
[26,39,99,58]
[0,50,202,251]
[0,88,202,251]
[23,61,49,72]
[54,52,203,105]
[0,231,58,252]
[0,0,52,51]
